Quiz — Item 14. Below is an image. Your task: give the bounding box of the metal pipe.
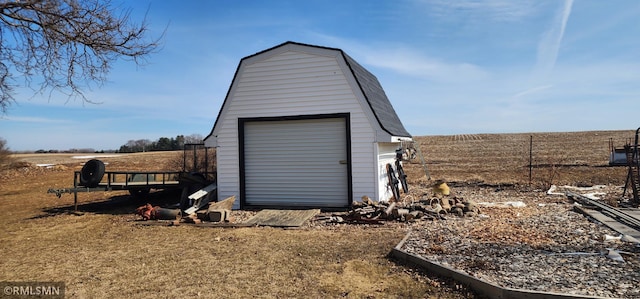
[634,127,640,164]
[73,171,79,211]
[529,135,533,187]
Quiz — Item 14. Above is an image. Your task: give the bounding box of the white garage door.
[242,117,350,208]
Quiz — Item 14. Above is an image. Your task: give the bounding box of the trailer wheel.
[79,159,105,187]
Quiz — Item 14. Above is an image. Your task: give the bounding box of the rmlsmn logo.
[1,282,65,298]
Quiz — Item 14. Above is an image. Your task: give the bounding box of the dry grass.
[407,130,633,188]
[0,138,17,171]
[0,152,469,299]
[1,130,634,298]
[0,215,429,298]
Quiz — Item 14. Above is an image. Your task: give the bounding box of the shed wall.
[212,50,379,208]
[377,142,400,202]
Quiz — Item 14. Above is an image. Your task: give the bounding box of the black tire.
[386,163,400,201]
[395,160,409,193]
[79,159,105,187]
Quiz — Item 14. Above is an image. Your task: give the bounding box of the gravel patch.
[399,186,640,298]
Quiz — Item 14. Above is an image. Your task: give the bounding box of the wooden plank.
[244,209,320,227]
[574,206,640,239]
[188,183,218,200]
[208,196,236,211]
[184,183,218,215]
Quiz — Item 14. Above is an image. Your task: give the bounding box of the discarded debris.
[184,183,217,215]
[329,195,482,224]
[621,234,640,244]
[134,204,180,221]
[605,248,625,262]
[604,234,622,242]
[604,234,640,245]
[206,196,236,222]
[476,201,526,208]
[135,204,156,220]
[431,180,450,197]
[172,214,202,226]
[134,196,236,224]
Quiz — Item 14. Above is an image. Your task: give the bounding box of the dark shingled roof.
[340,51,411,138]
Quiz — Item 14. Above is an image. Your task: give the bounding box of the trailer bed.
[96,171,182,189]
[48,144,216,211]
[48,171,186,210]
[103,181,180,187]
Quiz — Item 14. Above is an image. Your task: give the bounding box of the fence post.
[529,135,533,187]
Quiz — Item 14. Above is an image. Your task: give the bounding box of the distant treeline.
[34,148,109,154]
[117,134,204,153]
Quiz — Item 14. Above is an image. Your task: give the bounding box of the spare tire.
[79,159,105,187]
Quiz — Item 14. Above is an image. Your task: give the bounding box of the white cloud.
[313,35,490,83]
[420,0,539,22]
[361,48,489,82]
[512,85,554,99]
[531,0,574,84]
[0,115,72,124]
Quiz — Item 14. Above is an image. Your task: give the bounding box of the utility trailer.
[48,143,216,211]
[609,137,632,166]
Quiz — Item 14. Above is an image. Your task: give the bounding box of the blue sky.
[2,0,639,151]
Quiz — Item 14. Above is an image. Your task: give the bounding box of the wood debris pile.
[134,196,237,225]
[322,195,482,224]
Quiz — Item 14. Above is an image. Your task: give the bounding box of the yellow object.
[432,181,450,196]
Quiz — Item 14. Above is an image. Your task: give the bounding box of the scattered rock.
[400,185,640,298]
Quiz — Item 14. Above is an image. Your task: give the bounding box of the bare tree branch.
[0,0,162,113]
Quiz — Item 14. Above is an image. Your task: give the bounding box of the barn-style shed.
[204,41,412,209]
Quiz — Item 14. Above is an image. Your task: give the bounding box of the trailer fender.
[80,159,105,187]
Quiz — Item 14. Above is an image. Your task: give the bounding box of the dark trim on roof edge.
[339,52,411,138]
[204,41,411,142]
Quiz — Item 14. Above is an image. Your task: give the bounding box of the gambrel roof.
[206,41,411,140]
[340,51,411,137]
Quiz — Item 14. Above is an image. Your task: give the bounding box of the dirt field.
[0,130,636,298]
[409,130,632,193]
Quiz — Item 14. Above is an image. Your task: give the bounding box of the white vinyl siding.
[209,46,391,208]
[243,118,348,207]
[377,143,400,202]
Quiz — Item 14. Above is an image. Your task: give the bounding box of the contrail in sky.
[533,0,574,82]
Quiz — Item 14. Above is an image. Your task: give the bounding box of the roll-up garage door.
[241,116,349,208]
